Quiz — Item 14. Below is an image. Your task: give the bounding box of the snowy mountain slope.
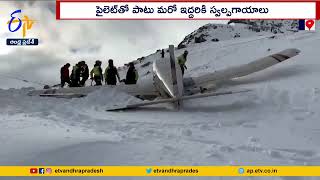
[177,20,298,48]
[228,20,299,32]
[1,23,320,180]
[126,21,302,82]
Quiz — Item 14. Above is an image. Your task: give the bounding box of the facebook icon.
[39,168,45,174]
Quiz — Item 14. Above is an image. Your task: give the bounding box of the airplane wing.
[183,48,300,94]
[106,89,251,111]
[28,78,158,99]
[29,48,300,103]
[39,93,86,98]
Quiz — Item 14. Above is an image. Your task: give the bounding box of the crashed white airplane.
[28,45,301,111]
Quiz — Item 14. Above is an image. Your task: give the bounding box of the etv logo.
[6,9,38,46]
[7,9,35,38]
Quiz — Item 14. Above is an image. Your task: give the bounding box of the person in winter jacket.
[104,59,120,85]
[161,49,165,58]
[70,63,81,87]
[90,60,103,86]
[79,61,89,87]
[125,62,139,84]
[60,63,71,88]
[177,50,188,76]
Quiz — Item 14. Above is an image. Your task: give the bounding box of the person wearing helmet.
[90,60,103,86]
[104,59,120,85]
[70,62,81,87]
[79,61,89,87]
[125,62,139,84]
[177,50,188,76]
[60,63,71,88]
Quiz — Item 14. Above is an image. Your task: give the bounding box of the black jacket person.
[125,62,139,84]
[79,61,89,86]
[60,63,71,88]
[104,59,120,85]
[70,63,81,87]
[90,60,103,86]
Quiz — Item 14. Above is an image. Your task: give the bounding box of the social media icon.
[30,168,38,174]
[46,168,52,174]
[39,168,45,174]
[146,168,152,174]
[238,168,244,174]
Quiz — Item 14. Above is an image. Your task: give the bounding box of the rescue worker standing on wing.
[79,61,89,87]
[104,59,120,85]
[70,62,81,87]
[60,63,71,88]
[177,50,188,76]
[125,62,139,84]
[90,60,103,86]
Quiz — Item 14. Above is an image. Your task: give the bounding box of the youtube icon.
[30,168,38,174]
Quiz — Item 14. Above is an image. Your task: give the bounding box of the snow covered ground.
[1,26,320,180]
